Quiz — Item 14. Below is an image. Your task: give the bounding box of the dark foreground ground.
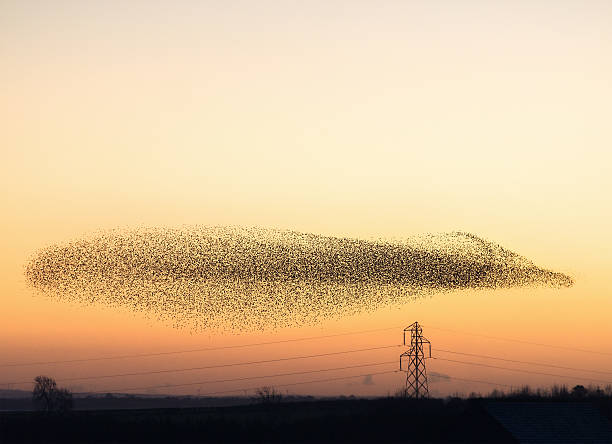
[1,397,610,443]
[1,397,513,443]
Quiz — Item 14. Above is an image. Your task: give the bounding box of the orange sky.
[1,0,611,397]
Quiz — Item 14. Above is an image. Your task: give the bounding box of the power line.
[434,357,612,385]
[115,369,519,398]
[0,326,402,368]
[78,365,515,397]
[5,323,609,369]
[425,325,612,356]
[3,344,401,386]
[172,370,399,398]
[79,361,550,397]
[75,361,397,395]
[434,348,612,375]
[7,343,611,394]
[7,340,611,394]
[443,375,512,388]
[9,329,607,398]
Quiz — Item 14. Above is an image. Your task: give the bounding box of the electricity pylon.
[399,321,431,398]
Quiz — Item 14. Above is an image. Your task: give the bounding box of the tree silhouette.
[32,375,73,413]
[254,386,282,404]
[572,384,588,398]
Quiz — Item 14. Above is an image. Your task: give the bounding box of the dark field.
[0,398,512,443]
[2,396,611,444]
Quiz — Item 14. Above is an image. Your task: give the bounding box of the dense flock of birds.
[25,226,572,331]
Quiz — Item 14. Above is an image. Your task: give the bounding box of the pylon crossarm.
[423,338,432,358]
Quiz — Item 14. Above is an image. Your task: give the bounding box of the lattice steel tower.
[399,321,431,398]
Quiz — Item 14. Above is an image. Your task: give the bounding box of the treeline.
[473,384,612,401]
[470,384,612,421]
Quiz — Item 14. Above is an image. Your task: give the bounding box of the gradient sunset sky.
[1,0,611,397]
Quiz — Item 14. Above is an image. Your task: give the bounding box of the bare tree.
[32,375,73,413]
[53,387,73,413]
[254,386,282,404]
[33,376,56,411]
